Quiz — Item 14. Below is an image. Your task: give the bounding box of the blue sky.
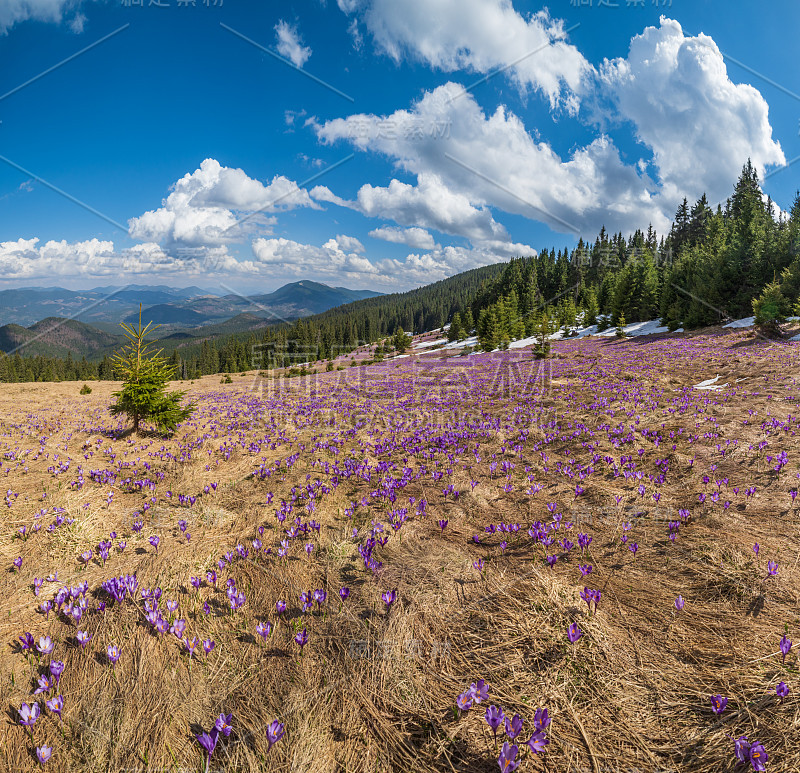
[0,0,798,293]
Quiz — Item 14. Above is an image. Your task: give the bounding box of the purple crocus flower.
[312,589,327,610]
[106,643,121,665]
[256,622,273,641]
[12,556,22,571]
[196,727,219,765]
[674,595,685,611]
[734,735,751,764]
[580,587,601,614]
[456,692,473,712]
[45,694,63,719]
[18,701,40,729]
[381,589,397,609]
[36,745,53,765]
[533,707,550,731]
[470,679,489,704]
[779,634,792,663]
[767,560,778,577]
[567,623,582,644]
[485,705,505,740]
[294,628,308,649]
[149,535,160,554]
[266,720,285,750]
[36,636,54,655]
[497,742,519,772]
[276,600,287,615]
[749,742,768,771]
[339,587,350,602]
[776,681,790,701]
[34,675,54,695]
[49,660,65,683]
[710,694,727,714]
[525,731,549,754]
[504,713,524,740]
[19,632,34,651]
[76,630,91,648]
[203,639,216,655]
[215,713,233,737]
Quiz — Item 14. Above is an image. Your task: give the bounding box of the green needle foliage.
[109,305,195,434]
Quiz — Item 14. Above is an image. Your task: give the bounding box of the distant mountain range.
[0,281,380,328]
[0,281,382,358]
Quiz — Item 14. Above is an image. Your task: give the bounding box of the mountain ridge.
[0,280,384,359]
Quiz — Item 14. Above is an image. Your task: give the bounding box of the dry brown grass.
[1,335,800,772]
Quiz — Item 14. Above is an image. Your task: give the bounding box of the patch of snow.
[414,338,447,349]
[442,335,478,350]
[437,319,683,354]
[723,316,755,329]
[596,319,671,338]
[694,375,729,391]
[554,324,600,340]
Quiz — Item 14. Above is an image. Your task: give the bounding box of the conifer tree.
[752,280,788,336]
[109,306,195,434]
[447,312,464,342]
[392,326,410,353]
[533,312,551,359]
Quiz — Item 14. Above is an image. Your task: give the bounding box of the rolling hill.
[0,317,124,359]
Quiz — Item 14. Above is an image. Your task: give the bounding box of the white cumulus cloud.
[336,0,587,111]
[315,83,666,237]
[128,158,318,250]
[275,20,312,68]
[319,13,785,235]
[313,172,518,243]
[369,226,437,250]
[595,16,785,207]
[251,234,526,289]
[0,0,92,34]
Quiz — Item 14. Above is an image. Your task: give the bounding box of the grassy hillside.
[1,331,799,771]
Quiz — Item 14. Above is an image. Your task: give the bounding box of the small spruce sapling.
[109,305,195,434]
